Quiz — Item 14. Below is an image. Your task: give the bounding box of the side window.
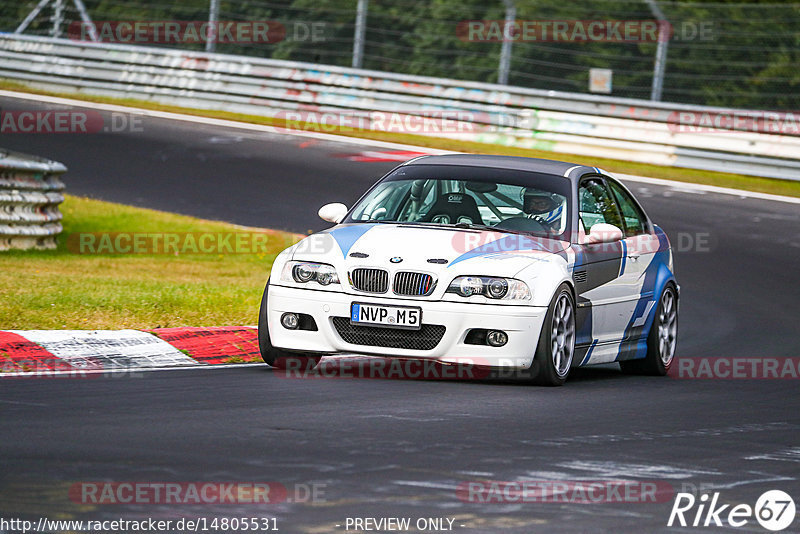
[578,178,623,233]
[608,180,647,236]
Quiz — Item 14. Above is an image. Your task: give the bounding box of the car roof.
[401,154,598,183]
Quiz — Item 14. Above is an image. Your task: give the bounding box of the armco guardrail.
[0,34,798,180]
[0,148,66,250]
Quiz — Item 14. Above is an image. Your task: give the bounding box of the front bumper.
[267,284,548,369]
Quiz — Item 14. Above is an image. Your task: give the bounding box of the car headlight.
[281,261,340,286]
[446,276,531,300]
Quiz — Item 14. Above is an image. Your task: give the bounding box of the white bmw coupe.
[258,155,678,385]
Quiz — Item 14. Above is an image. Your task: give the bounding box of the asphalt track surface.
[1,95,799,533]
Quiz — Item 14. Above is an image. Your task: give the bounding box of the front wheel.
[528,284,576,386]
[257,281,321,370]
[620,284,678,376]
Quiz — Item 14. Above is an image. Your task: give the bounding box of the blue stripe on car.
[572,245,596,351]
[580,339,598,365]
[448,234,549,268]
[328,224,376,258]
[615,226,675,361]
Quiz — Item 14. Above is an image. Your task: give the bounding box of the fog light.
[281,313,299,329]
[486,330,508,347]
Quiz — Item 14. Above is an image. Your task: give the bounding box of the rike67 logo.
[668,490,796,531]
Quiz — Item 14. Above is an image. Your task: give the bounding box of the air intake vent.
[393,271,435,296]
[574,270,587,284]
[426,258,448,264]
[350,268,389,293]
[332,317,445,350]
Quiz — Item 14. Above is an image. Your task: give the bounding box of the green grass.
[3,78,799,198]
[0,195,300,329]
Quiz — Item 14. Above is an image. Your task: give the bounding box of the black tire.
[528,283,576,386]
[258,281,321,370]
[620,284,678,376]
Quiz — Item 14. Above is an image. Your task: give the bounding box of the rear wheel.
[529,284,575,386]
[258,281,321,370]
[620,284,678,376]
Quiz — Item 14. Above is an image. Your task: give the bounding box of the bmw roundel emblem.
[390,257,403,263]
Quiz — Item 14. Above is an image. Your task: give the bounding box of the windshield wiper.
[452,222,520,234]
[453,222,488,230]
[452,222,556,238]
[352,220,549,238]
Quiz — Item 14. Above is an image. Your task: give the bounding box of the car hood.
[291,223,570,278]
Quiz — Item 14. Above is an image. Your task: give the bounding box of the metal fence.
[1,34,798,181]
[0,147,66,250]
[2,0,798,110]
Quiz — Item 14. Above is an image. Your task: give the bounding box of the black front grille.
[332,317,446,350]
[350,268,388,293]
[393,271,436,296]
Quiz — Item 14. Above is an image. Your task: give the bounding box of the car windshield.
[344,164,571,240]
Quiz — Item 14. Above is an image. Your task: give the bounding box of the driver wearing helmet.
[521,188,563,231]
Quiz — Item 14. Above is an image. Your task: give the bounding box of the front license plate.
[350,302,422,330]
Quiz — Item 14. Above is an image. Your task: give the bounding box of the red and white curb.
[0,327,262,377]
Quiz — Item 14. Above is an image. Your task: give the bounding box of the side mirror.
[586,223,623,244]
[318,203,348,224]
